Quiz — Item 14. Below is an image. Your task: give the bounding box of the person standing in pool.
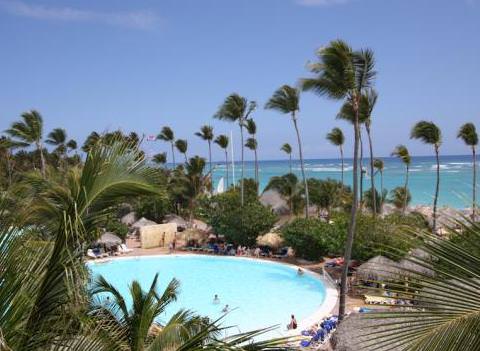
[287,315,297,330]
[213,294,220,304]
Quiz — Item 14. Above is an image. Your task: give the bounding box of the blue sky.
[0,0,479,161]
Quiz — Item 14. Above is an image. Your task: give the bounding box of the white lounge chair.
[87,249,100,259]
[120,243,133,253]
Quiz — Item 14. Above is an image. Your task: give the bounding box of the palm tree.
[6,110,46,177]
[0,136,27,186]
[265,85,310,218]
[245,137,258,185]
[152,152,167,165]
[214,93,256,206]
[457,123,478,220]
[362,89,378,216]
[301,40,376,320]
[265,173,304,215]
[185,156,207,221]
[388,186,411,210]
[66,139,77,155]
[82,131,101,153]
[175,139,188,163]
[281,143,293,174]
[391,145,411,214]
[411,121,442,231]
[214,134,230,187]
[195,125,214,175]
[326,127,345,188]
[245,119,259,185]
[373,158,384,208]
[157,126,176,168]
[46,128,68,168]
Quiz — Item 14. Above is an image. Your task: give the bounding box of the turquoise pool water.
[88,255,327,338]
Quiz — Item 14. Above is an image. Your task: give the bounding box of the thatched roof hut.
[331,313,406,351]
[121,212,136,226]
[356,256,401,282]
[259,189,289,215]
[163,214,188,231]
[132,217,158,229]
[256,232,284,248]
[399,248,435,277]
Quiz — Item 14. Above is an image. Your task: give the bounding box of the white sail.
[215,177,225,194]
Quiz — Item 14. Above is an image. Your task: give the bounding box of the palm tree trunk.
[366,125,376,216]
[403,164,409,214]
[254,146,259,193]
[240,122,245,206]
[339,99,360,321]
[184,153,188,164]
[359,130,364,208]
[340,145,344,190]
[292,113,309,218]
[433,146,440,232]
[225,150,229,188]
[473,146,477,221]
[289,154,292,174]
[37,141,46,178]
[380,170,384,209]
[6,151,13,187]
[208,140,212,175]
[171,142,176,168]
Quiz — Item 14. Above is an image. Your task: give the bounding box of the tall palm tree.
[157,126,176,168]
[373,158,384,208]
[326,127,345,188]
[411,121,442,231]
[6,110,46,177]
[152,152,167,165]
[281,143,293,174]
[175,139,188,163]
[214,134,230,187]
[265,85,310,218]
[457,123,478,220]
[245,119,259,185]
[195,125,214,175]
[214,93,256,206]
[301,40,376,320]
[391,144,411,214]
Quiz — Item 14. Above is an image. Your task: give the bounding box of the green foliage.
[200,190,276,246]
[280,143,292,154]
[104,219,129,240]
[282,213,426,261]
[265,173,304,214]
[389,186,412,209]
[411,120,442,145]
[308,178,349,216]
[133,195,172,223]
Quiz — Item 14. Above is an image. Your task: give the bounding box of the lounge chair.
[87,249,100,259]
[119,243,133,253]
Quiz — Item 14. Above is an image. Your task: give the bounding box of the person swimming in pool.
[213,294,220,304]
[222,304,229,313]
[297,268,304,276]
[287,314,297,330]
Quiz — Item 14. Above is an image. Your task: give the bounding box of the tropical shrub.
[200,190,276,246]
[281,213,426,261]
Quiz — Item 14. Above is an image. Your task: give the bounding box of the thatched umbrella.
[356,256,401,282]
[97,232,122,248]
[256,232,284,249]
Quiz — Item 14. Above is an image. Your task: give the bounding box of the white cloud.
[0,1,160,29]
[295,0,351,6]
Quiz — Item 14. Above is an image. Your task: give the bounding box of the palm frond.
[265,85,299,114]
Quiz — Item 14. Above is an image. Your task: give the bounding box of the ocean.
[210,155,479,209]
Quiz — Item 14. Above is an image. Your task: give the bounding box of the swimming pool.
[88,255,336,338]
